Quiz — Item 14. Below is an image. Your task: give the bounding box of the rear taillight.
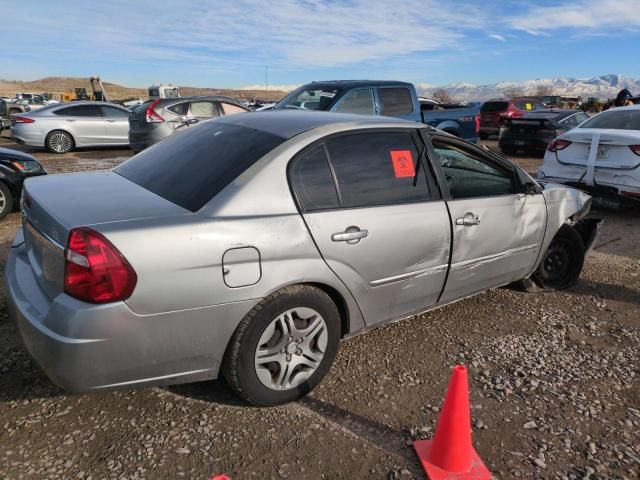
[548,139,572,152]
[629,145,640,156]
[64,227,137,303]
[474,115,480,134]
[13,116,35,123]
[145,99,164,123]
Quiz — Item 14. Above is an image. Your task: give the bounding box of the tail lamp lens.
[548,139,572,152]
[629,145,640,156]
[13,116,35,123]
[64,227,137,303]
[145,99,164,123]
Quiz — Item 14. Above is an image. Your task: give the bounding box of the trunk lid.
[22,171,188,299]
[556,128,640,170]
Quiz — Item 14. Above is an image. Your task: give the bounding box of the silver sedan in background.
[10,101,130,153]
[6,111,601,406]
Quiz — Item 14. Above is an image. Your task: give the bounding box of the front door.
[430,136,547,303]
[289,130,451,326]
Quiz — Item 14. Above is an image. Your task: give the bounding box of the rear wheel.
[0,182,14,220]
[223,285,341,406]
[46,130,74,154]
[532,225,585,290]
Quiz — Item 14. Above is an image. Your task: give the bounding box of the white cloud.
[509,0,640,34]
[488,34,505,41]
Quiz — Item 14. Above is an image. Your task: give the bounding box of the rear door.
[100,105,130,144]
[430,136,546,302]
[53,104,105,144]
[290,130,451,325]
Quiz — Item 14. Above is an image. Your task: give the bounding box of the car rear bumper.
[500,133,553,152]
[538,161,640,198]
[128,126,171,151]
[480,126,500,136]
[6,231,257,393]
[10,125,46,147]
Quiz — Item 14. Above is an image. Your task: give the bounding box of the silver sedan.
[10,101,130,153]
[6,111,601,405]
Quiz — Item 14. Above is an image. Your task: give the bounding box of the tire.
[46,130,74,154]
[0,182,14,220]
[223,285,341,406]
[532,225,585,290]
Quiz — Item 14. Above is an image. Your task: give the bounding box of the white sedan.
[538,105,640,200]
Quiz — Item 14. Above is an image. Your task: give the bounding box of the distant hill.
[417,74,640,102]
[0,77,288,102]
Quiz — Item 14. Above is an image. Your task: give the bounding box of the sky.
[2,0,639,89]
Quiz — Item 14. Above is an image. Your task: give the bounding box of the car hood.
[0,147,38,162]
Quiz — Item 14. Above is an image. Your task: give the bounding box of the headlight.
[10,160,43,173]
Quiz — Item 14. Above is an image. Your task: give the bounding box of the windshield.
[481,102,508,112]
[580,109,640,130]
[116,122,285,211]
[276,87,342,111]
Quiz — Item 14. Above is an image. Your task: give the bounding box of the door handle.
[331,226,368,244]
[66,119,75,122]
[106,119,116,123]
[455,213,480,226]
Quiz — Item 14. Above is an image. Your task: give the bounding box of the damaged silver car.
[6,111,601,406]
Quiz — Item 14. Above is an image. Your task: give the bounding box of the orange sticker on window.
[390,150,415,178]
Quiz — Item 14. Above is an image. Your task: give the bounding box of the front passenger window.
[432,140,514,199]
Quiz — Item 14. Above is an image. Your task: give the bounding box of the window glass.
[432,140,514,199]
[221,103,248,115]
[481,101,509,112]
[276,87,341,111]
[116,122,285,212]
[190,101,218,118]
[326,131,429,208]
[379,88,413,116]
[290,146,340,211]
[166,102,189,115]
[0,101,6,116]
[54,105,102,117]
[515,101,544,111]
[333,89,375,115]
[574,112,589,124]
[100,106,130,118]
[579,109,640,130]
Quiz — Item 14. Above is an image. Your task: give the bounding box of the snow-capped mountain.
[418,74,640,102]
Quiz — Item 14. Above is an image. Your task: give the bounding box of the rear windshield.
[481,102,508,112]
[115,121,286,211]
[580,109,640,130]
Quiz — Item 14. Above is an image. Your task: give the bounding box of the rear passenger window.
[190,101,219,118]
[290,146,340,211]
[326,132,429,208]
[333,89,375,115]
[379,88,413,116]
[54,105,101,117]
[167,102,189,115]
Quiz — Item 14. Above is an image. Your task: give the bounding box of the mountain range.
[416,74,640,102]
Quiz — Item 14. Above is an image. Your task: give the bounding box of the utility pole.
[265,65,268,102]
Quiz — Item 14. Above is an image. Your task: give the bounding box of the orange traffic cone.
[413,365,491,479]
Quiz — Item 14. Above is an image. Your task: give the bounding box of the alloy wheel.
[49,132,71,153]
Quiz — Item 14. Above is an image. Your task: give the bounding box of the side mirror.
[523,181,542,195]
[180,116,199,125]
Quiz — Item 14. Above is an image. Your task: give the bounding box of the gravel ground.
[0,132,638,480]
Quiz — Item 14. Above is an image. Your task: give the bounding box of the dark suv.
[128,96,249,152]
[480,98,546,139]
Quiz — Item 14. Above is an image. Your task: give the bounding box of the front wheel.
[532,225,585,290]
[0,182,14,220]
[223,285,341,406]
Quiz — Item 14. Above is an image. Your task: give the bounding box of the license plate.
[587,145,610,159]
[515,140,526,146]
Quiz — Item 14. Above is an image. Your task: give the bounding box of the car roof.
[299,80,413,89]
[217,110,420,139]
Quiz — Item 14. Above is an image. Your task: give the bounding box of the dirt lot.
[0,132,638,480]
